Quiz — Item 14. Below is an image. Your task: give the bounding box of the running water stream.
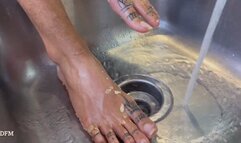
[184,0,227,106]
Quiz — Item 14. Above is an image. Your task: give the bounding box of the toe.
[122,96,158,139]
[133,0,160,27]
[93,133,107,143]
[83,124,107,143]
[81,120,106,143]
[108,0,153,33]
[101,126,119,143]
[122,118,150,143]
[132,111,157,139]
[113,124,135,143]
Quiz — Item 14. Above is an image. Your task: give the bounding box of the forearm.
[18,0,89,63]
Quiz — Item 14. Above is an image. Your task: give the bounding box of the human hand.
[108,0,160,33]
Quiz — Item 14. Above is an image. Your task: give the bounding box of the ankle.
[43,37,92,65]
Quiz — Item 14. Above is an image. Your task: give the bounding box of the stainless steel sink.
[0,0,241,143]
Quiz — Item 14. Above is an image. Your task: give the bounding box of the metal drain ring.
[116,74,174,122]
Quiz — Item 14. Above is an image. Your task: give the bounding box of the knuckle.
[134,112,147,123]
[131,128,140,136]
[123,132,132,141]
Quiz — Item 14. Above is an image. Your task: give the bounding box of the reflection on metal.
[108,36,233,142]
[24,61,37,83]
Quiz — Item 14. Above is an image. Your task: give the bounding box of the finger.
[101,126,119,143]
[123,96,158,139]
[122,118,150,143]
[133,0,160,27]
[113,124,135,143]
[108,0,153,33]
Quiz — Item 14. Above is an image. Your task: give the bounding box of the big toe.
[122,118,150,143]
[142,120,158,139]
[122,96,158,139]
[133,111,158,139]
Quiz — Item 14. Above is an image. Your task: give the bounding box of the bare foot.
[108,0,160,33]
[17,0,158,142]
[57,52,157,143]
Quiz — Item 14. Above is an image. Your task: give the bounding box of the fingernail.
[140,21,153,30]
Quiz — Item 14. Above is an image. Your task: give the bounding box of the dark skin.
[17,0,160,143]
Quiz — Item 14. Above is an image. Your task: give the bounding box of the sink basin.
[0,0,241,143]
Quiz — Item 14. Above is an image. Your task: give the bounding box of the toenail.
[144,123,154,132]
[140,21,153,30]
[144,123,157,138]
[149,128,157,138]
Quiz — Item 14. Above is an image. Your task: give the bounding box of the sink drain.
[116,75,173,122]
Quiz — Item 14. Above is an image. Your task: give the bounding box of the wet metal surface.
[0,0,241,143]
[106,36,241,142]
